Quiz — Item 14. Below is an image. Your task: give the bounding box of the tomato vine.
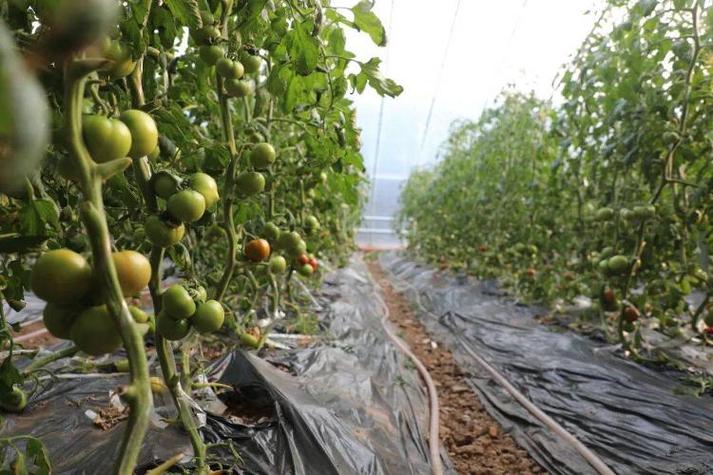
[0,0,401,472]
[398,0,713,355]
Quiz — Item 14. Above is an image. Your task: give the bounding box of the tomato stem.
[214,74,241,302]
[127,52,208,472]
[63,58,152,475]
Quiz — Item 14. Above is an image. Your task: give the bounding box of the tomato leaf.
[350,1,386,46]
[163,0,202,30]
[0,235,46,253]
[289,21,320,76]
[25,438,51,475]
[357,57,403,97]
[0,357,22,394]
[19,199,59,235]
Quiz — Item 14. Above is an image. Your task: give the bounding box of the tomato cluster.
[158,284,224,340]
[34,248,151,355]
[0,0,400,467]
[244,224,319,278]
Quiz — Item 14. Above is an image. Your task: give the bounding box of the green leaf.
[19,199,59,235]
[26,438,52,475]
[0,235,46,253]
[285,75,302,112]
[351,1,386,46]
[10,452,28,475]
[267,63,292,97]
[327,26,346,56]
[0,357,22,393]
[106,173,141,210]
[359,58,403,97]
[163,0,202,29]
[290,22,320,76]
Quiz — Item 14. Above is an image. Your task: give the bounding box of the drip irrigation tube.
[388,272,616,475]
[370,272,444,475]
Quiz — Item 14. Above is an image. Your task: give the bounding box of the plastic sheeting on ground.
[380,251,713,475]
[1,255,450,474]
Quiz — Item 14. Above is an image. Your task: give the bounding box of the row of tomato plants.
[398,0,713,356]
[0,0,400,472]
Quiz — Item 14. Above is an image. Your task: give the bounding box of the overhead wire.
[479,0,528,113]
[366,0,396,247]
[419,0,462,163]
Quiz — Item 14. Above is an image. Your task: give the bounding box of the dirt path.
[367,258,542,475]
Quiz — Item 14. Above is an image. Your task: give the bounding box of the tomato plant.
[398,0,713,357]
[0,0,400,472]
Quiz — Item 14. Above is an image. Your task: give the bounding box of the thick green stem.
[140,201,206,471]
[64,59,152,475]
[214,76,240,301]
[129,69,207,471]
[148,245,207,471]
[22,345,79,375]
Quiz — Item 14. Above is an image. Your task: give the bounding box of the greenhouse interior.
[1,0,712,474]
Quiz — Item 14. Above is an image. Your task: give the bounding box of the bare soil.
[367,259,542,475]
[12,319,58,348]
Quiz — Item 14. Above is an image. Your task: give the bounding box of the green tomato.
[82,115,132,163]
[71,305,122,356]
[239,332,260,348]
[607,255,629,275]
[189,285,208,303]
[31,249,92,305]
[276,231,305,256]
[129,305,149,324]
[597,258,609,273]
[269,255,287,274]
[199,45,224,65]
[152,171,180,199]
[115,358,130,372]
[192,300,225,334]
[144,215,185,247]
[216,58,244,79]
[595,207,614,222]
[167,189,206,223]
[235,171,265,197]
[148,145,160,161]
[103,41,135,79]
[156,310,190,341]
[263,222,280,241]
[162,285,196,319]
[0,386,27,413]
[249,142,276,169]
[304,215,320,233]
[189,172,220,208]
[240,53,261,74]
[225,79,254,97]
[200,10,215,25]
[633,205,656,219]
[297,263,314,277]
[619,208,634,221]
[119,109,159,158]
[42,303,79,339]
